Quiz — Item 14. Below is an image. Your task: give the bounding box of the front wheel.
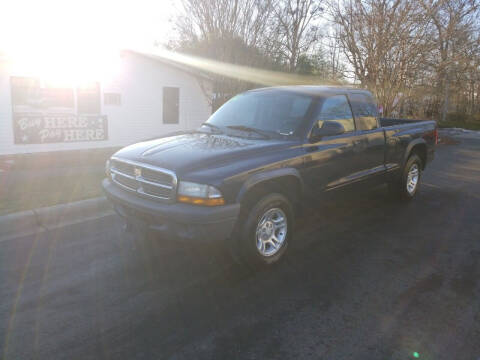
[388,154,423,200]
[236,193,294,268]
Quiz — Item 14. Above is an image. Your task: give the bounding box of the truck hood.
[112,131,297,175]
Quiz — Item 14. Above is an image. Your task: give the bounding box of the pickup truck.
[103,86,437,267]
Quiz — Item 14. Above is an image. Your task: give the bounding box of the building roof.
[123,49,213,82]
[248,85,367,97]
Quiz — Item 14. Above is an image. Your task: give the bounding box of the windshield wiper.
[200,122,224,134]
[226,125,270,139]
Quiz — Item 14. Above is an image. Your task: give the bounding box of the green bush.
[439,112,480,130]
[445,112,480,123]
[446,112,468,123]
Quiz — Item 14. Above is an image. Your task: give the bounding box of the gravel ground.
[1,135,479,360]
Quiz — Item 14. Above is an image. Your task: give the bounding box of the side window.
[104,92,121,106]
[315,95,355,132]
[349,93,378,131]
[163,87,179,124]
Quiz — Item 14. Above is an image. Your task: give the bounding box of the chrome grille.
[110,157,177,202]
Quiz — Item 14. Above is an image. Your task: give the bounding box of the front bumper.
[102,178,240,242]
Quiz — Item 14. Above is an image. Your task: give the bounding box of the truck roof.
[248,85,372,97]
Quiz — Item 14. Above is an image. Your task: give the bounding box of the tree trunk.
[441,72,449,122]
[289,48,297,72]
[471,80,475,115]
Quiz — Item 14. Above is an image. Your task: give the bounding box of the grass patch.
[0,148,119,215]
[0,169,106,215]
[439,113,480,130]
[438,121,480,131]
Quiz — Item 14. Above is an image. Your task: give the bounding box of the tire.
[235,193,294,268]
[388,154,423,200]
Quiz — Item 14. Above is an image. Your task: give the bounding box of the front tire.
[236,193,294,268]
[388,154,423,200]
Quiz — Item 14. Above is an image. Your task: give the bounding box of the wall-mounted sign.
[13,114,108,144]
[10,77,107,144]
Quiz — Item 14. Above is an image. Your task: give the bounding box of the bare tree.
[172,0,281,107]
[330,0,432,115]
[168,0,480,123]
[273,0,324,71]
[323,25,345,79]
[420,0,479,121]
[175,0,275,49]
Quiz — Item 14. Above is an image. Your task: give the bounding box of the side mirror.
[310,121,345,141]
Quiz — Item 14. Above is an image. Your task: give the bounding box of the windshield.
[206,91,314,136]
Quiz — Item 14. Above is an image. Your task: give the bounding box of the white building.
[0,50,213,155]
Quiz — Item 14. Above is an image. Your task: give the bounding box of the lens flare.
[134,46,344,87]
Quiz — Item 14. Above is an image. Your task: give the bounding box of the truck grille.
[110,157,177,202]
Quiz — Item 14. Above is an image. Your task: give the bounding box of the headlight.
[177,181,225,206]
[105,159,111,178]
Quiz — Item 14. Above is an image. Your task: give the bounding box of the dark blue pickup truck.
[103,86,437,267]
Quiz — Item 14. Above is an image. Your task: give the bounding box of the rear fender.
[403,138,426,168]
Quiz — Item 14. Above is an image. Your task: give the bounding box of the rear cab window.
[348,93,379,131]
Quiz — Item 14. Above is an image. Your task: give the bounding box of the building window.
[104,92,121,106]
[77,82,101,114]
[163,87,179,124]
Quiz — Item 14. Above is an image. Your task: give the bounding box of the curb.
[0,197,114,241]
[0,210,39,241]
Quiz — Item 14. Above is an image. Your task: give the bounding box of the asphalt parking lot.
[1,135,479,360]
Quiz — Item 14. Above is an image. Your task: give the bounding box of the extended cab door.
[303,94,367,194]
[348,92,387,185]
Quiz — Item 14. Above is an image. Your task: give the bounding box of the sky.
[0,0,351,85]
[0,0,178,82]
[0,0,176,58]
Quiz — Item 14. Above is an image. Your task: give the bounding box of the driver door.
[302,95,365,196]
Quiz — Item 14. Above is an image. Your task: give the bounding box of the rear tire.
[388,154,423,200]
[235,193,294,268]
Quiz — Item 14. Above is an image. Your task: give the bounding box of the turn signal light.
[177,195,225,206]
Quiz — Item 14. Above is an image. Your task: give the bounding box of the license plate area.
[116,204,157,224]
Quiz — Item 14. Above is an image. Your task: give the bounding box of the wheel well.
[240,176,302,213]
[409,143,427,169]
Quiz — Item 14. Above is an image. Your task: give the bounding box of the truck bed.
[379,118,435,127]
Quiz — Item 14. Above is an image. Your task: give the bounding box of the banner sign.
[10,77,107,144]
[13,114,108,144]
